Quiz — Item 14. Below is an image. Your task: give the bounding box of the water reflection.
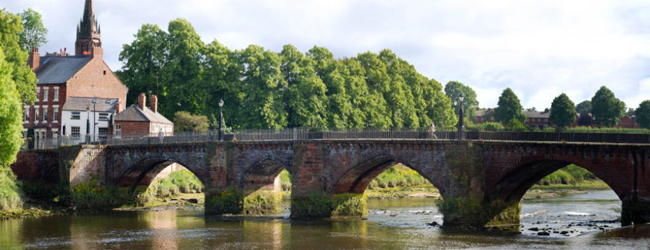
[1,190,650,249]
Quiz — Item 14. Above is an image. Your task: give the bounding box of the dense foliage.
[494,88,525,129]
[444,81,479,121]
[575,100,592,114]
[173,111,209,132]
[550,93,576,129]
[0,9,37,104]
[591,86,625,127]
[636,100,650,129]
[118,19,457,129]
[18,8,47,52]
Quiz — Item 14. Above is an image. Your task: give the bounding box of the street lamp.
[92,99,97,142]
[218,98,224,141]
[458,93,464,141]
[86,105,90,143]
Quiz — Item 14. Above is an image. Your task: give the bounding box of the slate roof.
[34,56,92,84]
[523,111,551,119]
[62,97,119,112]
[114,104,173,124]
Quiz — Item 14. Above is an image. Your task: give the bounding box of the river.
[1,190,649,249]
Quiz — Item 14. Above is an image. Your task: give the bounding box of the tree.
[494,88,525,124]
[0,46,23,167]
[577,113,593,126]
[173,111,209,132]
[308,46,352,128]
[550,93,576,129]
[445,81,479,120]
[636,100,650,129]
[575,100,591,114]
[0,9,37,104]
[19,8,47,51]
[591,86,625,127]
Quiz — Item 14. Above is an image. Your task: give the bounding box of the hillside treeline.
[117,18,457,130]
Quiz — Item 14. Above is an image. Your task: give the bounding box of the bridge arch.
[331,155,447,198]
[238,158,290,215]
[116,157,207,191]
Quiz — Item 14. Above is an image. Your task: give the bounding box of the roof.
[114,104,173,124]
[523,111,550,119]
[62,97,119,112]
[34,56,92,84]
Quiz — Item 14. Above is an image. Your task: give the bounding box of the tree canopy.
[173,111,209,132]
[575,100,592,114]
[494,88,525,124]
[118,19,457,129]
[0,9,37,104]
[444,81,479,121]
[636,100,650,129]
[591,86,625,127]
[550,93,576,129]
[19,8,47,52]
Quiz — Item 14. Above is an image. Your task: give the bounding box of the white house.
[61,97,118,143]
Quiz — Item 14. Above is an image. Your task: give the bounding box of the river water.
[1,190,649,249]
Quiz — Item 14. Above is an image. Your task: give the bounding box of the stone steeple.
[75,0,102,56]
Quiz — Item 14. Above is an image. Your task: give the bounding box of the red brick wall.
[117,121,151,135]
[24,83,67,138]
[66,58,127,112]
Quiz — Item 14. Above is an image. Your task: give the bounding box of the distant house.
[617,115,640,129]
[60,97,119,142]
[523,109,552,129]
[475,108,495,124]
[23,0,127,147]
[114,93,173,136]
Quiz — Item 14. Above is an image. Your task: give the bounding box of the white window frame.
[53,106,59,122]
[43,87,49,102]
[115,124,122,136]
[23,105,29,123]
[36,87,41,102]
[98,127,108,140]
[99,113,109,121]
[43,105,48,123]
[53,87,59,101]
[34,105,40,124]
[71,111,80,120]
[52,128,59,139]
[71,126,80,138]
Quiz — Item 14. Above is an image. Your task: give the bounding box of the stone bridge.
[12,140,650,229]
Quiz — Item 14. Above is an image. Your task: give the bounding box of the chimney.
[150,94,158,113]
[63,47,67,56]
[115,99,121,114]
[28,47,40,70]
[137,93,146,110]
[92,46,103,59]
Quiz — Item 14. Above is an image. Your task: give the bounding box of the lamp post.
[86,105,90,144]
[92,99,97,142]
[218,98,224,141]
[458,93,464,141]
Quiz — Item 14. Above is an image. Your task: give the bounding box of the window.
[98,127,108,140]
[36,88,40,102]
[71,126,80,138]
[43,106,48,122]
[53,107,59,122]
[43,87,49,101]
[71,111,80,120]
[99,113,109,121]
[115,124,122,136]
[23,106,29,123]
[23,129,28,139]
[34,106,40,123]
[52,129,58,139]
[53,87,59,101]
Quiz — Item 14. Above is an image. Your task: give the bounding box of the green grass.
[369,165,432,189]
[0,168,23,211]
[137,169,204,206]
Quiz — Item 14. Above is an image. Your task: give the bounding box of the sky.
[4,0,650,110]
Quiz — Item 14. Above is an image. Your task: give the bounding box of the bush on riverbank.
[0,168,23,210]
[369,165,432,189]
[537,164,598,186]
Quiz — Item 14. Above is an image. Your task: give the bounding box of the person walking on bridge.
[430,122,437,139]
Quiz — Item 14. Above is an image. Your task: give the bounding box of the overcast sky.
[5,0,650,109]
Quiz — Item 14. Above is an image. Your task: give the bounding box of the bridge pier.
[290,192,368,219]
[622,200,650,226]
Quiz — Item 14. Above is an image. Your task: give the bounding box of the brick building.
[114,93,173,136]
[23,0,127,147]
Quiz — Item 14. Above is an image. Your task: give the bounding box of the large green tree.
[494,88,525,124]
[19,8,47,51]
[307,46,353,128]
[444,81,479,120]
[0,46,23,167]
[550,93,576,129]
[636,100,650,129]
[591,86,625,127]
[0,9,36,104]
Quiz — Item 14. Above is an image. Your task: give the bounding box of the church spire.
[75,0,101,56]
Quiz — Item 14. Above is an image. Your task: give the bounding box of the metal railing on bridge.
[21,127,650,151]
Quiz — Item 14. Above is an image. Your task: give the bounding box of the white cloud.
[4,0,649,110]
